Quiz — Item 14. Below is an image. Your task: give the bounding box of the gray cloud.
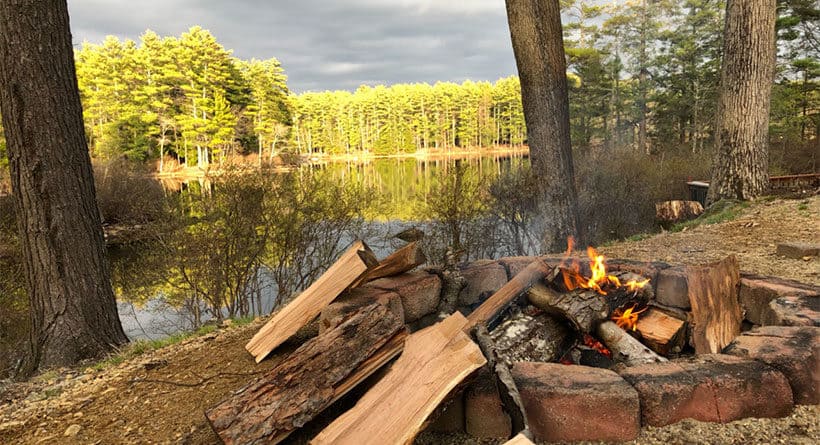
[66,0,518,93]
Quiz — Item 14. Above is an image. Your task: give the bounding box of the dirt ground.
[0,195,817,445]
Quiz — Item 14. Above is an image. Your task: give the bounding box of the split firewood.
[597,321,667,367]
[634,308,687,355]
[527,283,608,333]
[504,433,536,445]
[686,255,742,354]
[312,258,555,445]
[473,324,532,439]
[311,312,486,445]
[245,240,378,362]
[207,303,405,445]
[360,241,427,284]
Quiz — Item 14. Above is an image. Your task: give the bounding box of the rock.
[654,266,690,310]
[458,260,508,307]
[319,287,404,333]
[513,362,640,442]
[724,326,820,405]
[428,394,464,433]
[738,274,819,325]
[497,256,537,280]
[367,272,442,323]
[464,369,511,439]
[619,354,793,426]
[776,242,820,259]
[764,295,820,327]
[64,424,81,437]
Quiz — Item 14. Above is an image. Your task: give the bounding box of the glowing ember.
[583,333,612,358]
[611,304,647,331]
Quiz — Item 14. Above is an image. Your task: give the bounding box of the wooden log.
[311,312,486,445]
[246,240,378,362]
[473,324,532,439]
[527,283,608,333]
[488,308,570,366]
[504,433,536,445]
[635,308,687,355]
[207,303,404,445]
[467,258,556,329]
[686,255,742,354]
[597,321,667,367]
[360,241,427,284]
[655,200,704,223]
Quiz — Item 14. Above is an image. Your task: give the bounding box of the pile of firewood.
[204,239,743,445]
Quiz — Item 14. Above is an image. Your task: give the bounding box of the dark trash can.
[687,181,709,207]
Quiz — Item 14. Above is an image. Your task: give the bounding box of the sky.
[66,0,519,93]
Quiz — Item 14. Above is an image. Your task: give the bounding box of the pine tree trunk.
[708,0,776,202]
[0,0,128,375]
[505,0,582,252]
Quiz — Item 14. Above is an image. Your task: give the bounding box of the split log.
[311,312,486,445]
[635,308,687,355]
[206,303,404,445]
[473,325,532,439]
[686,255,742,354]
[597,321,667,367]
[527,284,608,333]
[360,241,426,284]
[504,433,536,445]
[467,258,557,329]
[246,240,378,362]
[655,200,704,224]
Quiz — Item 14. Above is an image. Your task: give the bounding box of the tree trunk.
[505,0,582,252]
[708,0,776,202]
[0,0,128,375]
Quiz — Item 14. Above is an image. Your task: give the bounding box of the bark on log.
[527,284,608,333]
[686,255,743,354]
[207,303,404,445]
[473,325,532,439]
[597,321,667,367]
[360,241,426,284]
[488,308,570,366]
[635,308,687,355]
[246,240,378,362]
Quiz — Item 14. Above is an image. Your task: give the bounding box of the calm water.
[114,154,530,340]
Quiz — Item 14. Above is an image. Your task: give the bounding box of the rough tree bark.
[0,0,128,375]
[708,0,777,202]
[505,0,583,252]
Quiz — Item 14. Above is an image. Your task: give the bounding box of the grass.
[797,202,809,211]
[86,320,227,372]
[670,199,750,232]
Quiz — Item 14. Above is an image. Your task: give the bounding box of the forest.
[0,0,814,175]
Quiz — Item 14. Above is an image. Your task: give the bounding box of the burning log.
[246,240,379,362]
[634,308,687,356]
[360,241,427,284]
[206,303,406,445]
[686,255,742,354]
[596,321,667,367]
[527,283,608,334]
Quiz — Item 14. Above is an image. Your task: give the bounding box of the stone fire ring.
[319,255,819,442]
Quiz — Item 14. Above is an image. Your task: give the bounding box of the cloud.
[66,0,518,93]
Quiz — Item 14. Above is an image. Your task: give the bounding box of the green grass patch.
[671,199,750,232]
[797,202,809,211]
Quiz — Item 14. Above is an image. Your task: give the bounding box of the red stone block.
[497,256,537,280]
[428,393,465,433]
[654,266,690,310]
[368,272,442,322]
[764,295,820,327]
[724,326,820,405]
[459,260,509,306]
[776,242,820,259]
[739,274,819,325]
[619,354,793,426]
[513,362,640,442]
[464,369,511,439]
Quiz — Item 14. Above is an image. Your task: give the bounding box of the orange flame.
[560,240,622,295]
[611,304,647,331]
